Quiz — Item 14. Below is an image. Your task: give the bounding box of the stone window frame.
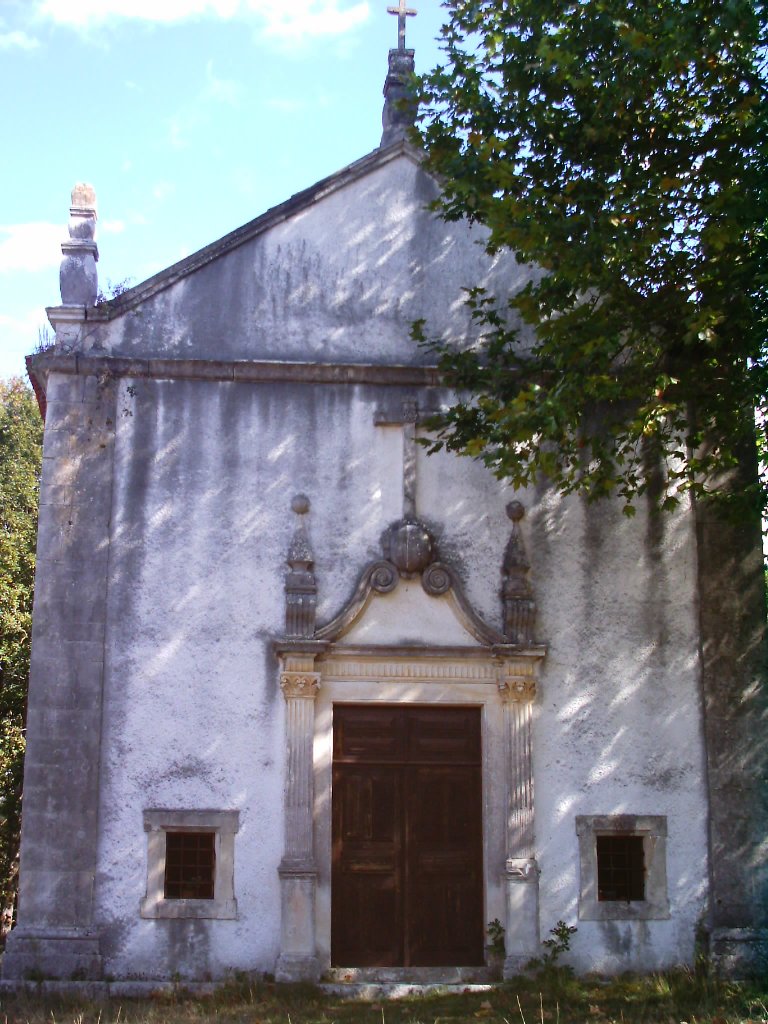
[575,814,670,921]
[140,809,239,920]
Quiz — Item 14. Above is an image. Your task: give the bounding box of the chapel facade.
[2,23,767,987]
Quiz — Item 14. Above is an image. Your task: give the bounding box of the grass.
[0,969,766,1024]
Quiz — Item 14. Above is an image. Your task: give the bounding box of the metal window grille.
[164,831,215,900]
[596,834,645,902]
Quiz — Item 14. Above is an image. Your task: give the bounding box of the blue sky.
[0,0,446,380]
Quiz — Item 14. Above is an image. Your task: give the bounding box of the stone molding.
[29,351,441,393]
[318,653,542,684]
[321,656,497,681]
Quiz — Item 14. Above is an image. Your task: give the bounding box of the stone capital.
[498,676,537,702]
[280,672,321,700]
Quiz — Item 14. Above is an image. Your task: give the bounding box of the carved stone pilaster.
[499,663,540,976]
[284,495,317,638]
[502,501,536,645]
[499,673,536,859]
[276,653,321,982]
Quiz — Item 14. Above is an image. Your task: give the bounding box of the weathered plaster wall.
[93,371,709,979]
[14,148,718,982]
[86,153,534,367]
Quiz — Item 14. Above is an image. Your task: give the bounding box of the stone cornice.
[27,352,441,391]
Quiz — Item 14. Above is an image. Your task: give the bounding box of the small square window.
[164,831,216,900]
[141,810,239,920]
[576,815,669,921]
[596,834,644,902]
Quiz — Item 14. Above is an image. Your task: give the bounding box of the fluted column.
[499,669,540,976]
[275,657,321,982]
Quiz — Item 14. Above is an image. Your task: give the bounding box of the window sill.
[579,898,670,922]
[140,896,238,920]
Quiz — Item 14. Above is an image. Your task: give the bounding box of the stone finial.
[285,495,317,638]
[502,501,536,645]
[60,182,99,305]
[381,47,416,147]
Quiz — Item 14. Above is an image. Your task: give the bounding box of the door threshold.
[323,966,498,985]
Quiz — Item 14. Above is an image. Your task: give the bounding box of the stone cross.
[387,0,416,51]
[374,399,435,519]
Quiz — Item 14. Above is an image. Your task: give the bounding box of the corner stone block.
[2,932,102,982]
[42,427,74,461]
[28,644,103,709]
[44,373,86,405]
[6,372,116,981]
[16,869,96,932]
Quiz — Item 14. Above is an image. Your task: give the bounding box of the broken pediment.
[279,501,544,656]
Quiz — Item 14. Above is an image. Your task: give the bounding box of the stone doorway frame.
[273,500,546,982]
[274,641,544,981]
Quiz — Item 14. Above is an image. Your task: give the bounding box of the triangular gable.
[47,143,534,368]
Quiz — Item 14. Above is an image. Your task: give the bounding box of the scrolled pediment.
[277,505,546,660]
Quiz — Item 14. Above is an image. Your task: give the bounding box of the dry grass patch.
[0,970,766,1024]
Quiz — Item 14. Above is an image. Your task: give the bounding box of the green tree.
[0,379,42,933]
[413,0,768,513]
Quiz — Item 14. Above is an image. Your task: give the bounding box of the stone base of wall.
[274,953,321,983]
[711,928,768,979]
[1,930,103,981]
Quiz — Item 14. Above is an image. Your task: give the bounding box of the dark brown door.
[331,705,484,967]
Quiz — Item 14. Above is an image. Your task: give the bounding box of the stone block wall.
[2,371,116,981]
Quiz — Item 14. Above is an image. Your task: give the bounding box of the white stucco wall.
[93,373,708,978]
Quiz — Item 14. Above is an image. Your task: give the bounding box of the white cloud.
[0,309,52,380]
[0,223,63,273]
[36,0,370,39]
[258,1,369,40]
[101,219,126,234]
[0,30,41,49]
[37,0,238,26]
[0,310,49,334]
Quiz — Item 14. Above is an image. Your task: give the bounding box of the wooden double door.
[331,705,484,967]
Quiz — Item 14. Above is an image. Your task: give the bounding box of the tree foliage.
[0,379,42,929]
[414,0,768,513]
